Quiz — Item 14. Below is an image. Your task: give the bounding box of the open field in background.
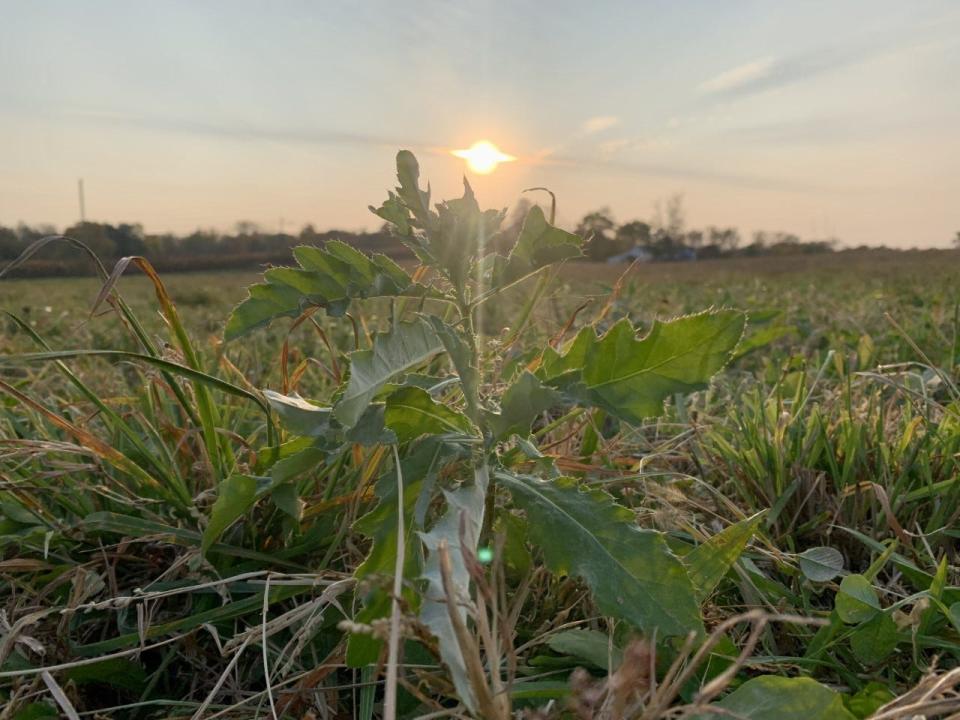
[4,248,957,350]
[2,247,960,718]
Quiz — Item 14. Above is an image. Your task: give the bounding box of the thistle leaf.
[334,319,444,429]
[543,310,745,424]
[384,386,476,442]
[487,371,562,440]
[224,240,438,340]
[492,204,583,287]
[498,472,702,638]
[697,676,856,720]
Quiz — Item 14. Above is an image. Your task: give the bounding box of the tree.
[235,221,260,236]
[181,229,220,255]
[653,194,685,236]
[954,231,960,249]
[649,194,688,260]
[685,230,704,250]
[0,226,20,260]
[650,228,678,260]
[577,208,620,261]
[665,194,685,237]
[63,222,116,259]
[110,223,146,256]
[708,226,740,254]
[616,220,652,251]
[16,222,54,244]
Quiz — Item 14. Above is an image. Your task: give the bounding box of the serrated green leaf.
[334,319,444,429]
[799,546,845,582]
[431,178,506,287]
[370,192,412,237]
[384,386,475,442]
[491,204,583,287]
[202,474,257,556]
[849,612,897,664]
[698,676,856,720]
[224,240,437,341]
[545,311,745,424]
[488,371,562,440]
[686,512,764,601]
[540,326,594,380]
[224,281,305,341]
[424,315,480,414]
[498,472,702,638]
[395,150,432,228]
[836,574,881,624]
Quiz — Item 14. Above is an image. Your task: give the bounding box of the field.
[2,207,960,718]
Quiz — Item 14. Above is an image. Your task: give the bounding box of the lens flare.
[451,140,516,174]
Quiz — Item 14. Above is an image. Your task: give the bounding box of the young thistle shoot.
[225,150,745,715]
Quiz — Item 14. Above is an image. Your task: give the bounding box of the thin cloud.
[67,108,432,154]
[69,109,809,192]
[582,115,620,134]
[700,57,777,94]
[695,28,923,100]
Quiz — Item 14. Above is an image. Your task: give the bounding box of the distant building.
[606,246,653,264]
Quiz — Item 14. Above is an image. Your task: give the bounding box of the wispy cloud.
[66,108,438,154]
[582,115,620,134]
[696,29,919,100]
[700,57,777,94]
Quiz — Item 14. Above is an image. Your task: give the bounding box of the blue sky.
[1,0,958,246]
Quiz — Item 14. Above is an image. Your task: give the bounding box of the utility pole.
[77,179,86,222]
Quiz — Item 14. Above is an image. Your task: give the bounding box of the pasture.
[2,221,960,719]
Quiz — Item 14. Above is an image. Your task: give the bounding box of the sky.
[1,0,958,247]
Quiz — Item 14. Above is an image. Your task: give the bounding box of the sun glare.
[451,140,516,174]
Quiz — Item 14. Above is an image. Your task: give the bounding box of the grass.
[1,249,959,718]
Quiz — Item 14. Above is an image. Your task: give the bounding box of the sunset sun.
[451,140,516,174]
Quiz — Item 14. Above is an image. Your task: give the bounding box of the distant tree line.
[0,195,855,277]
[569,195,839,262]
[0,221,405,277]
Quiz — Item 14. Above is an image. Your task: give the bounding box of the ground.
[1,249,959,718]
